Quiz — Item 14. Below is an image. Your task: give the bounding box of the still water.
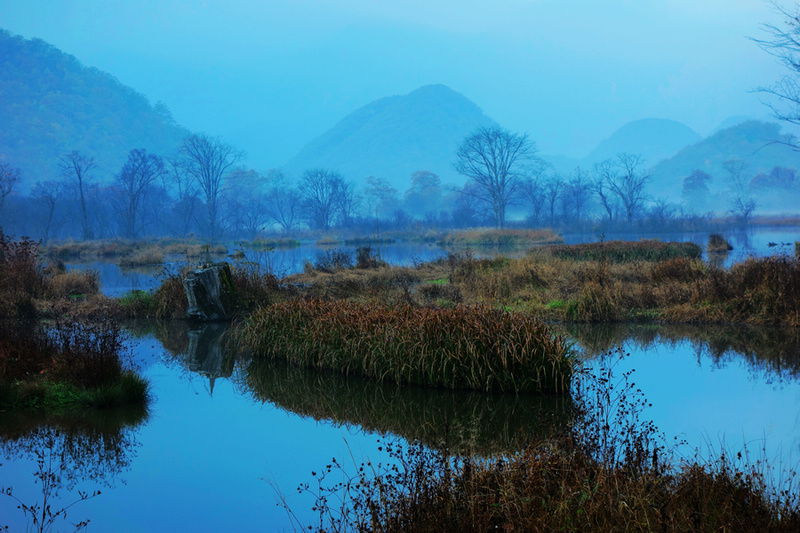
[67,226,798,297]
[2,322,799,531]
[2,228,798,530]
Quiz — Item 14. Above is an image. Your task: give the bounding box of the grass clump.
[118,248,165,267]
[545,239,702,263]
[236,300,574,394]
[439,228,563,246]
[708,233,733,252]
[0,319,150,410]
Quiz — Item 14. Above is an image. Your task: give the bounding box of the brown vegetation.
[236,300,574,394]
[286,242,800,326]
[292,355,799,532]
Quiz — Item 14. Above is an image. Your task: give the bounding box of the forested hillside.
[0,29,188,190]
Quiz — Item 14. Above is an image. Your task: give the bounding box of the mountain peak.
[282,85,496,189]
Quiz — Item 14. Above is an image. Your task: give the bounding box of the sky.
[0,0,790,170]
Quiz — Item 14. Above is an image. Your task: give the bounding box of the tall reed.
[236,300,574,394]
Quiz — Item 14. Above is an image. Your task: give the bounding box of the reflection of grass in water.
[288,352,800,532]
[564,322,800,380]
[238,357,573,456]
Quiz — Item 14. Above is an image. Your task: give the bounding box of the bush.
[708,233,733,252]
[314,248,354,272]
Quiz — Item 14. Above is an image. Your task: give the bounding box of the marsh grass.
[235,300,574,394]
[0,318,149,410]
[117,248,165,267]
[439,228,563,246]
[544,239,703,263]
[289,352,800,532]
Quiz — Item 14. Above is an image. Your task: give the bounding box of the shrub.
[708,233,733,252]
[314,248,354,272]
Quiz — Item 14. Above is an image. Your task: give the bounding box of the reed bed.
[236,300,574,394]
[543,239,702,263]
[439,228,563,246]
[117,248,165,266]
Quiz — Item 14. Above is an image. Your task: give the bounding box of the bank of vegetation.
[0,232,150,411]
[286,240,800,327]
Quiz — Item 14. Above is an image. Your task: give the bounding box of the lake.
[1,227,799,530]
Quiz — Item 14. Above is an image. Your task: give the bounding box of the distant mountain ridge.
[543,118,702,175]
[282,84,498,189]
[648,120,798,200]
[0,29,189,190]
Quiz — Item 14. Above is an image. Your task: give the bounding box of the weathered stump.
[183,262,235,321]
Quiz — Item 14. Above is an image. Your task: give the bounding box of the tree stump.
[183,262,236,321]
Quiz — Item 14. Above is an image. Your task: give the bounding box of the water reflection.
[0,407,148,529]
[563,322,800,382]
[236,357,573,456]
[137,319,572,455]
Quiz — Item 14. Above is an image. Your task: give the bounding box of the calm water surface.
[2,322,799,531]
[3,229,798,530]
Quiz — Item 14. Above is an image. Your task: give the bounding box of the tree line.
[0,127,797,242]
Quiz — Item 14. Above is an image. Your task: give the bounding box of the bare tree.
[723,158,757,225]
[31,180,63,242]
[753,3,800,138]
[561,166,593,224]
[59,150,96,240]
[298,169,346,230]
[116,149,165,238]
[264,170,301,232]
[519,176,546,225]
[595,153,650,225]
[454,126,539,228]
[543,175,564,226]
[180,134,244,239]
[164,156,199,237]
[591,160,618,223]
[0,163,20,215]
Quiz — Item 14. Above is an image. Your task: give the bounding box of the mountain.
[584,118,701,167]
[543,118,701,176]
[282,84,497,190]
[648,120,798,200]
[0,29,189,191]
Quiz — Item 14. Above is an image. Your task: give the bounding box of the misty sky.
[0,0,789,170]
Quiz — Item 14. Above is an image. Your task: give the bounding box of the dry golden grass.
[285,242,800,326]
[235,299,574,394]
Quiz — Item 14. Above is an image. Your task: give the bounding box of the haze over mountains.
[0,29,187,192]
[282,84,496,190]
[2,29,798,204]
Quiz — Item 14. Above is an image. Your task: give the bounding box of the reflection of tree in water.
[563,323,800,383]
[0,407,147,491]
[235,357,573,456]
[0,408,147,529]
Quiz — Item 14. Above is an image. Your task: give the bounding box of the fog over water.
[0,0,787,169]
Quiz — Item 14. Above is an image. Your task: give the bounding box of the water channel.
[1,228,799,530]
